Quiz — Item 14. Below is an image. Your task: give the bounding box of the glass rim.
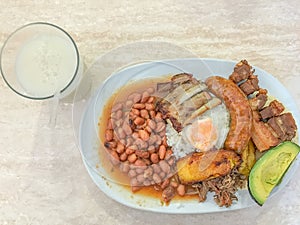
[0,21,80,100]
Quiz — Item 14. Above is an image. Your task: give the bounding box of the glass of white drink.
[0,22,85,125]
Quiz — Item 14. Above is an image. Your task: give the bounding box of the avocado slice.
[248,141,300,205]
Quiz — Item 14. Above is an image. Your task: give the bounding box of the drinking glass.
[0,22,85,126]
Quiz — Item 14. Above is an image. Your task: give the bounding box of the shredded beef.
[191,170,247,207]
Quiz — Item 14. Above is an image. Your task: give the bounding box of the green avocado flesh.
[249,141,300,205]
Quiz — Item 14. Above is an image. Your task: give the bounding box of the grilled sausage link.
[205,76,252,153]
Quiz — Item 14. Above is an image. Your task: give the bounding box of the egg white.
[166,103,230,159]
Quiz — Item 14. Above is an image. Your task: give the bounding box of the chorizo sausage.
[205,76,252,153]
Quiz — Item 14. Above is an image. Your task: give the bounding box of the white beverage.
[15,34,79,97]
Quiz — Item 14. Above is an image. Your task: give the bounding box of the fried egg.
[166,103,230,159]
[183,103,230,152]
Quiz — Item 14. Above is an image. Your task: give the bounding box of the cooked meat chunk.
[268,113,297,141]
[163,82,199,103]
[251,111,279,152]
[171,73,195,86]
[249,92,268,111]
[157,74,217,132]
[157,81,172,93]
[259,100,285,120]
[239,75,259,95]
[175,83,207,105]
[229,60,253,83]
[157,73,197,94]
[228,59,297,152]
[162,186,176,203]
[168,116,183,132]
[180,91,211,109]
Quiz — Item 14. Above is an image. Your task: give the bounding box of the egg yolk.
[186,117,218,151]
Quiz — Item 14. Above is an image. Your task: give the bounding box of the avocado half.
[248,141,300,206]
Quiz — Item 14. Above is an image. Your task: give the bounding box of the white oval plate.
[78,58,300,213]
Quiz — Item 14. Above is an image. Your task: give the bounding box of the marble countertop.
[1,0,300,224]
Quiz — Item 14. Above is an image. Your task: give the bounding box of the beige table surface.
[1,0,300,224]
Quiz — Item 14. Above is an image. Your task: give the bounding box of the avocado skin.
[248,141,300,206]
[248,180,263,206]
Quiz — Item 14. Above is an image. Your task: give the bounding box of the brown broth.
[98,77,167,185]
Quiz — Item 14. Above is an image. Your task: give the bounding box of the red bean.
[152,173,162,184]
[148,145,156,154]
[104,141,117,149]
[147,96,155,103]
[132,132,139,139]
[116,143,125,154]
[156,121,166,133]
[165,149,173,159]
[145,125,152,133]
[150,153,159,164]
[122,122,132,135]
[126,137,133,147]
[110,151,120,165]
[134,117,145,126]
[139,130,150,141]
[131,108,140,116]
[140,109,149,119]
[119,152,128,162]
[159,171,166,179]
[117,127,126,139]
[115,110,123,119]
[159,160,170,174]
[107,118,113,130]
[155,112,163,119]
[133,93,142,103]
[135,168,144,174]
[148,135,157,145]
[137,174,145,184]
[147,119,156,130]
[128,169,137,178]
[145,103,155,111]
[135,150,150,159]
[120,162,130,173]
[147,87,155,94]
[143,180,151,186]
[152,164,161,174]
[125,146,136,155]
[133,103,145,109]
[134,159,146,167]
[128,153,137,163]
[105,129,113,141]
[149,110,156,118]
[177,184,186,196]
[170,181,179,188]
[125,100,133,108]
[141,91,150,103]
[143,167,153,179]
[158,145,166,160]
